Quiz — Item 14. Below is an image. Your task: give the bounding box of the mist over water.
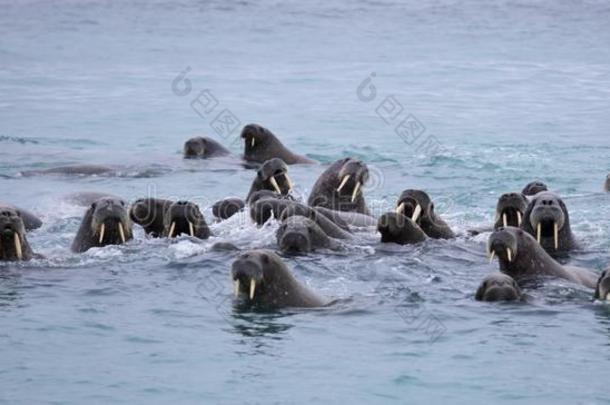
[1,0,610,403]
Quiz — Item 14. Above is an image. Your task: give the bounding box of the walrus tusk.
[189,221,195,237]
[503,213,508,228]
[14,233,22,260]
[351,181,361,203]
[412,204,422,223]
[118,222,126,244]
[284,174,294,193]
[506,248,512,262]
[98,223,105,244]
[234,279,240,298]
[337,175,350,193]
[489,250,495,264]
[249,279,256,300]
[269,176,282,194]
[396,202,405,215]
[536,223,541,244]
[606,292,610,301]
[251,138,255,148]
[168,221,176,238]
[553,222,558,250]
[517,211,522,226]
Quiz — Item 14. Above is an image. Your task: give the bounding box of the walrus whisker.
[489,250,495,264]
[234,279,240,298]
[98,223,105,244]
[507,248,512,262]
[553,222,559,250]
[118,222,126,244]
[189,221,195,237]
[412,204,422,223]
[14,232,22,261]
[536,223,541,244]
[503,213,508,228]
[395,202,405,215]
[249,279,256,300]
[337,175,350,193]
[269,176,282,194]
[351,181,361,203]
[168,221,176,238]
[517,211,522,226]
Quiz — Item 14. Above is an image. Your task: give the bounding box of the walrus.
[212,198,245,220]
[231,249,326,308]
[494,192,528,230]
[604,174,610,192]
[162,201,210,239]
[276,216,340,254]
[64,191,120,207]
[522,181,548,197]
[308,157,370,215]
[520,191,576,256]
[183,136,230,159]
[129,198,174,237]
[0,203,42,231]
[377,212,426,245]
[241,123,314,164]
[487,226,597,288]
[594,268,610,301]
[71,197,134,253]
[475,272,522,302]
[395,189,454,239]
[0,207,34,261]
[246,158,294,202]
[20,165,115,177]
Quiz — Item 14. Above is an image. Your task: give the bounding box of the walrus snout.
[90,198,132,245]
[377,212,426,245]
[488,227,520,264]
[396,190,432,223]
[0,208,27,261]
[164,201,209,239]
[530,199,565,249]
[594,270,610,301]
[336,160,369,203]
[279,231,311,255]
[183,137,205,158]
[475,273,522,302]
[231,256,265,300]
[495,192,527,229]
[257,158,293,195]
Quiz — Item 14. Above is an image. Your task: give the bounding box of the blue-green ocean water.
[1,0,610,403]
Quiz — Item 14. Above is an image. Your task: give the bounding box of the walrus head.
[183,136,227,158]
[231,249,291,303]
[129,198,172,237]
[521,181,548,197]
[241,124,282,162]
[594,269,610,301]
[377,212,426,245]
[163,201,210,239]
[276,216,319,254]
[524,191,568,251]
[255,158,293,196]
[494,192,527,230]
[475,272,522,302]
[487,226,521,267]
[0,207,30,261]
[89,197,133,246]
[335,158,369,204]
[395,189,435,226]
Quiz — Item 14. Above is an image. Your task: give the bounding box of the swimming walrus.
[377,212,426,245]
[276,215,341,255]
[494,192,528,230]
[241,124,314,164]
[246,158,294,202]
[129,198,174,237]
[20,165,116,177]
[520,191,576,256]
[231,249,326,308]
[308,157,371,215]
[395,189,454,239]
[487,226,597,288]
[71,197,134,253]
[162,201,210,239]
[0,203,42,231]
[475,272,522,302]
[183,136,230,159]
[522,181,548,197]
[0,206,35,261]
[212,198,245,220]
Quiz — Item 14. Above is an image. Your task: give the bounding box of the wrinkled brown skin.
[212,198,245,220]
[183,136,230,158]
[71,197,134,253]
[129,198,174,237]
[0,207,34,261]
[488,226,597,288]
[475,272,522,302]
[241,124,314,164]
[162,201,210,239]
[308,157,371,215]
[520,191,576,257]
[276,215,341,255]
[395,189,454,239]
[377,212,426,245]
[246,158,292,202]
[231,249,326,308]
[594,268,610,301]
[0,203,42,231]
